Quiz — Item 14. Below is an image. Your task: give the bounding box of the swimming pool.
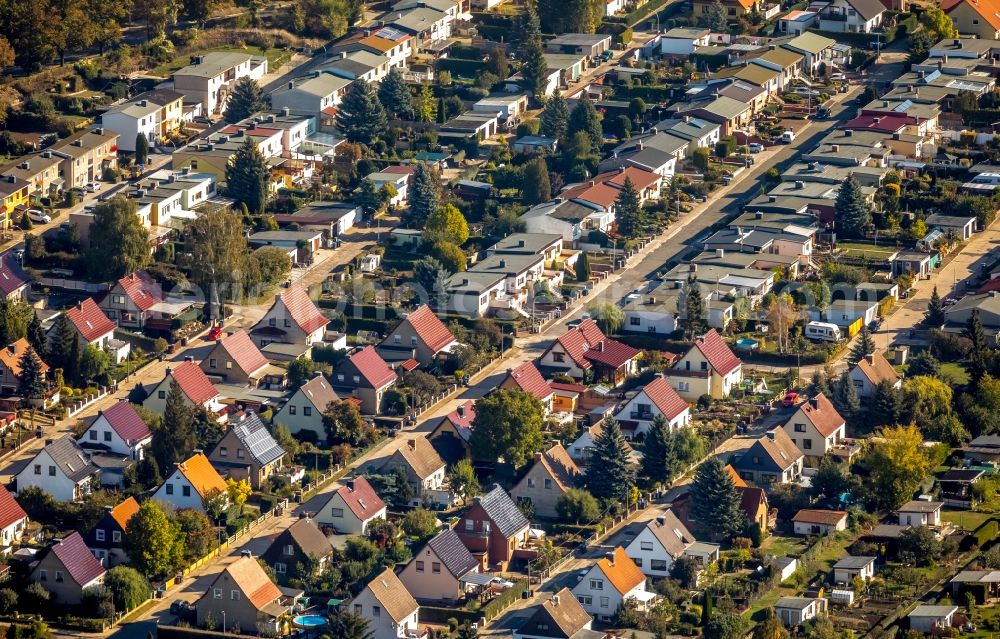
[292,615,327,627]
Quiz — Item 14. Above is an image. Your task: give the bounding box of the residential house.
[440,271,507,317]
[250,286,329,349]
[778,9,819,34]
[0,151,64,199]
[273,374,339,440]
[569,421,638,466]
[816,0,885,32]
[832,556,876,583]
[792,509,848,535]
[510,443,583,519]
[313,476,387,534]
[780,394,846,459]
[101,89,185,152]
[623,511,717,577]
[660,27,711,56]
[456,485,532,569]
[16,437,97,502]
[692,0,764,21]
[173,52,268,116]
[142,360,222,416]
[428,400,475,464]
[195,556,293,635]
[269,72,352,118]
[0,253,29,301]
[664,329,743,401]
[399,528,480,603]
[332,346,398,414]
[520,199,615,247]
[76,399,152,461]
[775,597,827,627]
[378,438,450,507]
[366,170,410,208]
[943,0,1000,39]
[571,547,656,618]
[546,34,612,57]
[150,452,228,512]
[678,96,753,136]
[614,375,691,439]
[379,305,457,366]
[514,588,600,639]
[908,605,958,633]
[538,319,641,386]
[100,271,165,330]
[201,330,271,386]
[348,568,420,639]
[740,486,771,534]
[599,130,687,179]
[749,48,804,90]
[0,487,27,554]
[945,292,1000,332]
[208,412,286,490]
[782,32,838,75]
[48,128,120,190]
[84,496,139,567]
[60,298,117,351]
[849,352,902,399]
[938,468,985,507]
[498,361,555,415]
[261,518,334,580]
[0,176,28,230]
[29,532,106,605]
[731,429,804,487]
[0,337,48,395]
[897,500,943,527]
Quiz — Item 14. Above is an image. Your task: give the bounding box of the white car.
[748,142,765,153]
[26,209,51,224]
[85,181,102,192]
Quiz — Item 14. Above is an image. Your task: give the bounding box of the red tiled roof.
[216,330,268,376]
[0,486,26,531]
[98,400,152,446]
[116,271,162,312]
[637,376,689,421]
[739,485,767,518]
[583,338,641,369]
[978,278,1000,294]
[693,329,741,376]
[170,360,219,405]
[65,298,116,343]
[549,382,587,394]
[400,358,419,372]
[944,0,1000,30]
[503,361,554,401]
[446,400,476,430]
[794,393,845,438]
[279,286,329,335]
[606,167,661,192]
[401,305,456,354]
[553,318,607,370]
[335,476,386,521]
[350,346,397,389]
[843,113,918,133]
[49,532,105,587]
[0,253,29,296]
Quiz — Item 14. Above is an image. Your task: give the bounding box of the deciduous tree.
[425,204,470,245]
[104,566,152,612]
[186,208,247,317]
[448,459,480,505]
[122,501,184,578]
[469,389,544,468]
[556,488,599,523]
[85,197,151,282]
[863,424,931,509]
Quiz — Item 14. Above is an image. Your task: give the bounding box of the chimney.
[809,397,819,409]
[313,370,324,377]
[457,404,465,417]
[282,107,291,117]
[767,196,776,203]
[517,239,525,247]
[5,176,12,184]
[408,439,417,451]
[765,430,775,441]
[139,100,147,107]
[647,296,656,304]
[757,210,765,217]
[499,259,507,268]
[44,439,53,445]
[955,38,961,46]
[795,180,804,189]
[638,140,644,150]
[865,353,875,364]
[346,479,355,491]
[534,452,543,462]
[288,81,294,90]
[832,144,839,152]
[588,180,595,186]
[605,552,615,564]
[688,263,697,273]
[656,516,666,526]
[716,248,725,258]
[20,161,29,170]
[844,130,853,137]
[551,595,560,606]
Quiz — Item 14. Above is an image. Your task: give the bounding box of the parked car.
[85,181,101,192]
[781,130,796,144]
[26,209,51,224]
[748,142,765,153]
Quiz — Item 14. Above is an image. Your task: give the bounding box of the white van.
[805,321,841,342]
[781,130,795,144]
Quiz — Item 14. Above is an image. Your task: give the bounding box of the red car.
[206,325,222,341]
[782,392,799,407]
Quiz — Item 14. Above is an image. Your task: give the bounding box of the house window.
[630,317,641,326]
[39,570,46,581]
[578,596,592,606]
[353,375,360,384]
[416,561,424,572]
[465,519,474,531]
[158,390,166,399]
[48,466,56,476]
[231,590,240,600]
[633,557,642,567]
[544,478,552,489]
[590,579,603,590]
[209,359,217,368]
[182,486,191,497]
[237,449,245,459]
[269,318,276,327]
[166,484,174,495]
[337,374,344,382]
[331,508,344,518]
[483,521,490,534]
[372,606,381,618]
[527,478,535,488]
[89,431,97,440]
[553,352,565,363]
[803,439,812,450]
[304,407,312,417]
[113,531,121,543]
[794,423,806,433]
[651,559,668,571]
[354,605,362,615]
[284,319,291,328]
[640,541,653,551]
[220,447,228,457]
[289,406,297,415]
[284,544,294,556]
[104,431,111,442]
[700,361,708,371]
[214,588,222,599]
[600,597,609,608]
[275,563,286,574]
[752,456,761,465]
[55,571,64,582]
[33,464,40,475]
[96,529,105,541]
[393,335,401,344]
[432,562,441,573]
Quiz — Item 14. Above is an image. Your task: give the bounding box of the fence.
[66,386,109,417]
[35,277,110,293]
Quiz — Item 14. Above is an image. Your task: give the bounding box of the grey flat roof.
[833,556,875,569]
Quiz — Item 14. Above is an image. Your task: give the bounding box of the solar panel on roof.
[376,26,405,39]
[893,99,913,112]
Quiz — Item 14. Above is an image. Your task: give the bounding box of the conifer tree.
[926,286,945,326]
[406,162,441,228]
[614,176,643,238]
[519,4,549,103]
[225,139,270,215]
[690,458,744,539]
[27,313,46,359]
[48,313,76,375]
[682,275,706,339]
[223,77,266,124]
[540,90,570,141]
[17,347,46,400]
[135,133,149,166]
[641,414,675,486]
[585,419,634,503]
[871,379,902,426]
[151,379,197,470]
[436,97,447,124]
[833,369,860,416]
[835,175,872,238]
[849,326,876,365]
[568,95,603,151]
[966,309,988,383]
[522,157,551,204]
[378,68,412,119]
[576,251,590,282]
[336,78,386,145]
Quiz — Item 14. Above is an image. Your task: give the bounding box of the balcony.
[820,12,848,20]
[629,411,654,420]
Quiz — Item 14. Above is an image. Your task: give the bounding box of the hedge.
[971,519,999,548]
[482,578,529,620]
[961,109,1000,127]
[606,0,677,27]
[614,85,677,102]
[435,58,489,78]
[809,14,915,49]
[419,607,481,625]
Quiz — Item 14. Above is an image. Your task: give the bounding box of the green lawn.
[760,534,807,558]
[836,241,896,259]
[941,508,993,531]
[939,361,971,385]
[150,45,293,78]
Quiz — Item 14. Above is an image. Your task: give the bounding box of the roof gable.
[217,556,282,610]
[424,528,479,577]
[114,271,162,311]
[0,338,49,378]
[0,254,29,296]
[96,400,152,446]
[275,518,333,559]
[175,452,227,498]
[502,361,554,401]
[392,438,446,479]
[227,413,286,466]
[363,567,418,622]
[65,299,116,343]
[0,486,27,531]
[477,485,531,538]
[332,476,386,521]
[169,361,219,405]
[853,351,901,386]
[215,330,269,376]
[691,329,742,376]
[789,393,845,437]
[394,305,456,353]
[341,346,397,389]
[48,532,106,586]
[108,496,141,530]
[276,286,328,335]
[594,547,645,594]
[297,374,340,411]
